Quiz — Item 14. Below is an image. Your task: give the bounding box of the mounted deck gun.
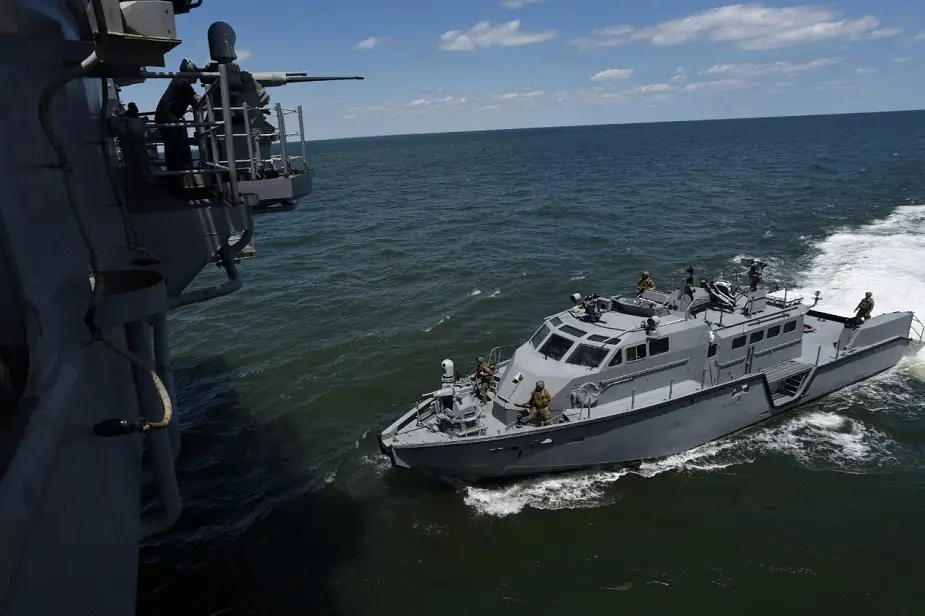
[195,60,363,209]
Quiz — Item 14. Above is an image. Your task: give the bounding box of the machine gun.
[194,60,363,181]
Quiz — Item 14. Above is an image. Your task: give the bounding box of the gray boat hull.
[380,336,910,480]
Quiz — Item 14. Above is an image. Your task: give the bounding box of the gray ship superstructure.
[379,261,924,480]
[0,2,360,614]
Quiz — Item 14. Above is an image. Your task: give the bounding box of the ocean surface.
[137,111,925,615]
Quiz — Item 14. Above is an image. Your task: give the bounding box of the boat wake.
[463,204,925,518]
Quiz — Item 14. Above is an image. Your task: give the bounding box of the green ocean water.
[139,111,925,616]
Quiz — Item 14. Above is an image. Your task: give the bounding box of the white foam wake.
[792,204,925,318]
[463,203,925,518]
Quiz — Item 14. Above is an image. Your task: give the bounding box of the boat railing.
[126,66,243,206]
[910,315,924,343]
[129,71,314,204]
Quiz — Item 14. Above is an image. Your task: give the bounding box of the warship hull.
[380,313,917,481]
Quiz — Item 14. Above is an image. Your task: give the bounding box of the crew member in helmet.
[155,59,201,187]
[517,380,552,426]
[854,292,875,323]
[475,356,494,401]
[637,271,655,295]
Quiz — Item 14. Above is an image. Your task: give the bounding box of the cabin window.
[649,337,670,356]
[783,320,796,333]
[732,335,746,350]
[626,343,648,363]
[749,330,764,344]
[607,349,623,367]
[529,324,550,349]
[539,334,574,361]
[767,325,781,338]
[560,324,587,338]
[707,343,717,357]
[604,336,622,345]
[588,334,610,343]
[566,344,609,368]
[549,317,562,327]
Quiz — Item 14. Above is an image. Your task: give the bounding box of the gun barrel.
[251,72,365,86]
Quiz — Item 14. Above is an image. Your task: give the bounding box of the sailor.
[637,271,655,294]
[517,381,552,426]
[154,59,201,181]
[854,292,875,323]
[123,102,139,118]
[475,356,494,401]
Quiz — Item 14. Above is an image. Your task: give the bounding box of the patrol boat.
[378,261,925,480]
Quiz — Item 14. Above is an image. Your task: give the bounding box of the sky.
[123,0,925,140]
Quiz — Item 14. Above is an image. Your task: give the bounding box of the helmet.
[477,356,485,363]
[643,271,650,277]
[536,380,545,389]
[865,292,872,298]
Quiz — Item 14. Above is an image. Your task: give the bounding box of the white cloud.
[478,104,501,111]
[855,66,876,74]
[569,26,635,50]
[916,30,925,40]
[236,49,252,62]
[439,20,557,51]
[501,0,542,8]
[569,4,882,51]
[406,96,474,109]
[590,68,633,81]
[702,58,840,76]
[355,37,388,50]
[683,78,753,91]
[670,74,687,83]
[495,90,545,100]
[867,28,900,39]
[893,56,916,63]
[636,83,673,93]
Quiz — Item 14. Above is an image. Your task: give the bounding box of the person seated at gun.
[155,59,201,187]
[637,271,655,295]
[516,381,552,426]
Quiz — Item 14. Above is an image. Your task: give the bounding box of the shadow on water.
[136,355,365,616]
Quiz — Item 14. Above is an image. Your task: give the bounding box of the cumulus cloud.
[569,4,883,51]
[236,49,252,62]
[355,37,388,50]
[439,20,557,50]
[590,68,633,81]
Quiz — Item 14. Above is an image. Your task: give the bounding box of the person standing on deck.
[854,292,875,323]
[155,59,201,187]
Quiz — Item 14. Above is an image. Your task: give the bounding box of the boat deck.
[392,310,867,446]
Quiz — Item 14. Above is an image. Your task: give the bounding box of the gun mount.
[191,60,364,209]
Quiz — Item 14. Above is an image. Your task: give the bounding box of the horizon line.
[302,107,925,144]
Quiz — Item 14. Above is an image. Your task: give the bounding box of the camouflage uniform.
[475,358,493,401]
[855,292,875,321]
[521,384,553,424]
[637,271,655,294]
